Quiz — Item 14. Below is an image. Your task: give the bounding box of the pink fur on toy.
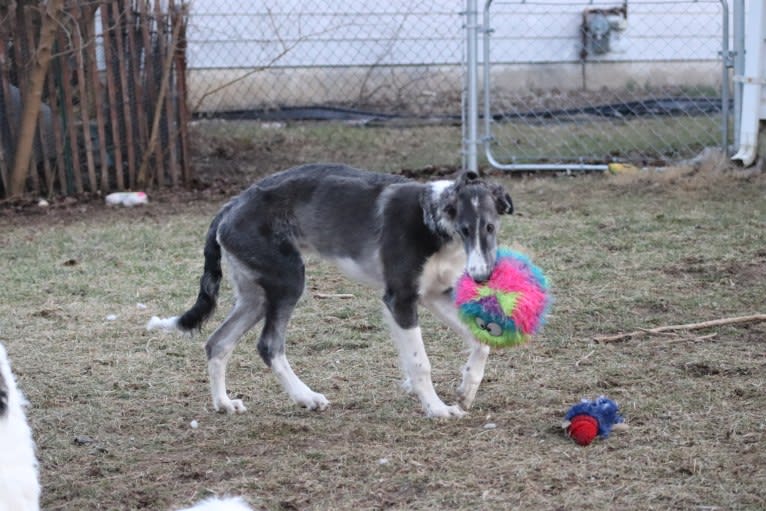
[455,248,551,348]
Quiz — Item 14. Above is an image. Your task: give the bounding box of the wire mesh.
[186,0,732,170]
[185,1,466,118]
[481,0,730,168]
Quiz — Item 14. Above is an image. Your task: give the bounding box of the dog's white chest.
[419,240,466,296]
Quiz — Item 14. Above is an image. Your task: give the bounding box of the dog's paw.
[214,398,247,414]
[457,381,479,410]
[425,402,466,419]
[294,391,329,412]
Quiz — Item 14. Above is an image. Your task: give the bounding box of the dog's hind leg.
[206,256,266,414]
[256,257,329,411]
[421,291,490,410]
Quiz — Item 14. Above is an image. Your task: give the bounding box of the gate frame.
[463,0,737,173]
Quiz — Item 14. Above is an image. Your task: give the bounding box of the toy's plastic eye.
[486,322,502,336]
[475,317,486,329]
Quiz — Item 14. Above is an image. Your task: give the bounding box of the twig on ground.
[664,333,718,345]
[314,293,355,299]
[594,314,766,343]
[575,350,595,367]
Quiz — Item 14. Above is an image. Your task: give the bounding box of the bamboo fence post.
[0,33,13,191]
[45,52,67,194]
[125,2,148,173]
[150,0,167,185]
[9,0,64,198]
[83,7,110,192]
[113,0,137,189]
[55,27,83,193]
[9,3,27,189]
[100,1,125,190]
[164,0,179,187]
[22,8,53,195]
[18,5,41,195]
[172,3,191,184]
[137,1,183,187]
[138,0,156,185]
[71,2,97,192]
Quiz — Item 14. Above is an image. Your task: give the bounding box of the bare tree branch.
[190,9,355,113]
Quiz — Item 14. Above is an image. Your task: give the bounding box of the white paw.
[214,397,247,414]
[425,402,466,418]
[457,380,480,409]
[293,391,329,411]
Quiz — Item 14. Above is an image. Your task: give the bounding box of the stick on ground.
[594,313,766,343]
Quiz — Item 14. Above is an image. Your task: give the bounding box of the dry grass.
[1,160,765,510]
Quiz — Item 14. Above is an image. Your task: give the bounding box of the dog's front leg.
[381,305,464,418]
[421,292,490,410]
[457,340,490,409]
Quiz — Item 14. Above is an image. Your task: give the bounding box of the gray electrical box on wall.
[587,12,611,54]
[582,6,628,58]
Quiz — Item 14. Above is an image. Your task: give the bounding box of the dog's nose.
[473,273,490,283]
[467,251,492,283]
[468,267,491,283]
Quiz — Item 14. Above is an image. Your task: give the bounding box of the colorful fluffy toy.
[563,396,627,446]
[454,248,551,348]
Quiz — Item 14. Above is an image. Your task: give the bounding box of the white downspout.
[732,0,766,166]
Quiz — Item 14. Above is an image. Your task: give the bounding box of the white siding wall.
[186,0,464,68]
[187,0,725,68]
[184,0,728,111]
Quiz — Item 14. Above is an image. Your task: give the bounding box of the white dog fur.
[0,342,40,511]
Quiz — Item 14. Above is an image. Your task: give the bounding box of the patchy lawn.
[1,159,764,510]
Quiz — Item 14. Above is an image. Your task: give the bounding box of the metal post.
[482,0,493,161]
[720,0,731,155]
[465,0,479,173]
[733,0,745,152]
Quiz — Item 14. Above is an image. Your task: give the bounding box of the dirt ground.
[1,125,765,510]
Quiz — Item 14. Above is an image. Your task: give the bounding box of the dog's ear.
[489,182,513,215]
[421,183,457,234]
[441,186,458,220]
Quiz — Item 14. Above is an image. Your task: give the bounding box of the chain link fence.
[187,0,734,173]
[186,1,466,118]
[478,0,731,170]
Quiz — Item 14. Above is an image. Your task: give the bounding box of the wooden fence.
[0,0,191,199]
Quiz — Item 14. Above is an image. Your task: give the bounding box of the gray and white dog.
[149,163,513,418]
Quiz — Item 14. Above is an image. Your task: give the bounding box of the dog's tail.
[147,204,232,334]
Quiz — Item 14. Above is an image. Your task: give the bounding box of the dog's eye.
[444,205,457,218]
[486,322,502,336]
[475,317,486,329]
[486,223,495,234]
[460,226,470,237]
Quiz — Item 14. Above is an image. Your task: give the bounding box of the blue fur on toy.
[564,396,625,445]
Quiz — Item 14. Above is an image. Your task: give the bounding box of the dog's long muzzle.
[467,250,493,283]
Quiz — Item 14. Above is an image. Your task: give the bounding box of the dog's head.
[431,171,513,282]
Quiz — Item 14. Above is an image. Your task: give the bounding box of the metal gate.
[464,0,738,172]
